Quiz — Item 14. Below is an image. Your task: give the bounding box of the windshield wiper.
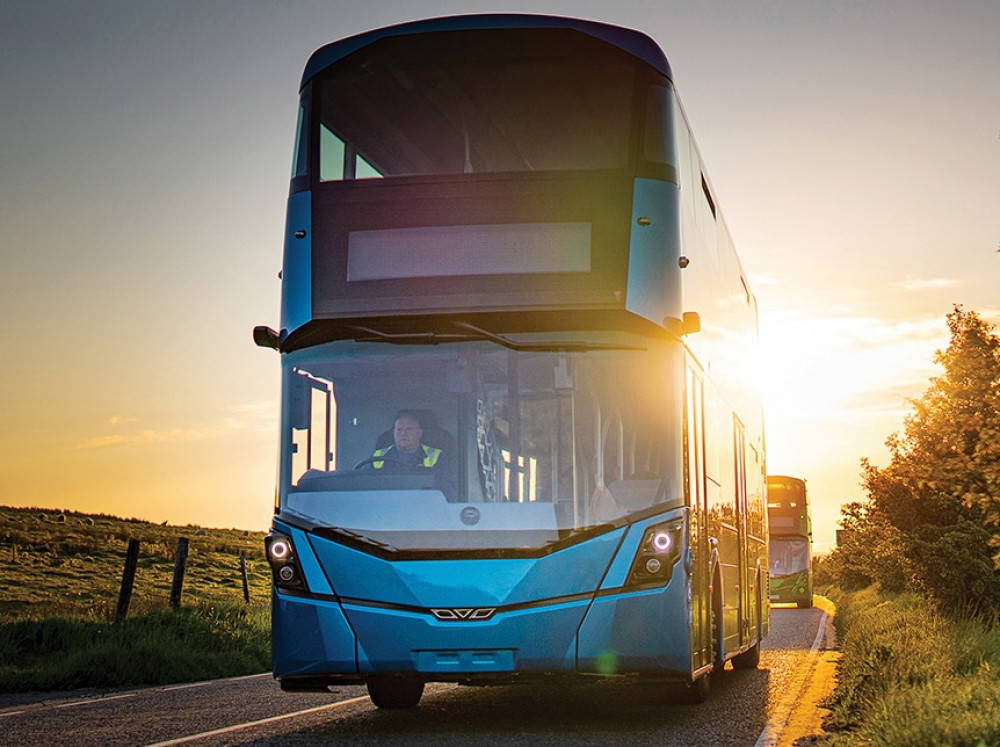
[452,323,646,352]
[346,325,475,345]
[321,526,397,552]
[346,322,645,352]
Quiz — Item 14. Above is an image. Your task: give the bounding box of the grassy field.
[0,505,270,620]
[821,586,1000,746]
[0,505,273,693]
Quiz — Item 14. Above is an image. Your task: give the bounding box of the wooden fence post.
[170,537,189,609]
[240,554,250,604]
[115,538,140,623]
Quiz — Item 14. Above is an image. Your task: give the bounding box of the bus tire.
[366,676,424,708]
[733,576,762,670]
[731,640,760,669]
[679,672,711,704]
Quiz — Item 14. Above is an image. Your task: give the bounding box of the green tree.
[826,498,907,592]
[831,307,1000,612]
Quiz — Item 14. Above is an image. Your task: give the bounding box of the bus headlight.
[265,531,305,591]
[626,519,683,589]
[269,537,292,561]
[652,531,673,552]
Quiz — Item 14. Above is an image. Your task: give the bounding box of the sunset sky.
[1,1,997,552]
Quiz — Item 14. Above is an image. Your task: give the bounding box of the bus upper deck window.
[643,84,677,177]
[320,125,382,181]
[291,99,308,179]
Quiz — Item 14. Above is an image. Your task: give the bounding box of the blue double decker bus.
[255,14,767,708]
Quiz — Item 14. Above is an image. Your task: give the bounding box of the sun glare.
[760,312,945,427]
[757,310,949,483]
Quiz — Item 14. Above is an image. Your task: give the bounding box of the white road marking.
[142,695,371,746]
[159,673,271,692]
[753,606,829,747]
[0,673,271,716]
[54,693,137,709]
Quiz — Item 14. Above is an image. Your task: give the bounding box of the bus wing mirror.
[665,312,701,337]
[254,325,280,351]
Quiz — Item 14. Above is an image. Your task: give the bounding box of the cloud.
[977,306,1000,325]
[75,401,277,450]
[749,273,781,287]
[834,316,947,350]
[75,423,238,450]
[759,311,949,426]
[896,277,960,291]
[227,400,278,418]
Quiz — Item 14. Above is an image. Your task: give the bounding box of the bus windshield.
[315,28,638,180]
[770,537,810,577]
[767,477,804,509]
[279,338,684,552]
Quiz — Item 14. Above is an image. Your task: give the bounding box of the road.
[0,605,830,747]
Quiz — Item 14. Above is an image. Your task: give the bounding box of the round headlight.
[269,539,291,561]
[645,557,663,575]
[278,565,296,582]
[652,532,672,552]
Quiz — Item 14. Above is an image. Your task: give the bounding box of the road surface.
[0,604,832,747]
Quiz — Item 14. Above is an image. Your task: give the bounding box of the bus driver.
[372,411,443,470]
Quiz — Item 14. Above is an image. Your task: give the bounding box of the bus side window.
[289,371,336,485]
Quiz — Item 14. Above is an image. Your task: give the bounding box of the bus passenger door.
[686,367,711,671]
[733,417,749,647]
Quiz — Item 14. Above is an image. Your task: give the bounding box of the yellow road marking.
[754,595,837,747]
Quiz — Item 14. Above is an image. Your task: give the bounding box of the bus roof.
[301,14,672,90]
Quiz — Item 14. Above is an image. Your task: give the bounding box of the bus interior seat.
[589,483,622,522]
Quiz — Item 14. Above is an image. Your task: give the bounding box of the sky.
[1,0,997,551]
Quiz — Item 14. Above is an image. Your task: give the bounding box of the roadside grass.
[0,505,272,693]
[0,602,270,693]
[821,585,1000,746]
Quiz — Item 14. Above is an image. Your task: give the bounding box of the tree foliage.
[827,307,1000,612]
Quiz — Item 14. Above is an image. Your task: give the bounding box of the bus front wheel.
[366,676,424,708]
[679,672,711,704]
[731,640,760,669]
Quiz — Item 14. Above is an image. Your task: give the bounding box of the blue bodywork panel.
[578,583,689,674]
[350,598,588,675]
[626,179,682,328]
[271,511,692,681]
[306,527,625,607]
[280,191,311,337]
[272,594,357,678]
[287,524,333,596]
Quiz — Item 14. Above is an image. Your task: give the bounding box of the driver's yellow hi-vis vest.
[372,444,442,469]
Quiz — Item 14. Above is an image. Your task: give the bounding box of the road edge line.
[753,598,832,747]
